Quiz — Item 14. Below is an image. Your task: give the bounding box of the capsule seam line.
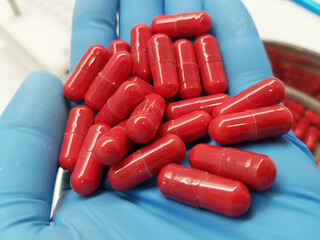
[250,112,259,141]
[150,60,176,68]
[177,62,198,67]
[106,99,126,119]
[198,60,219,69]
[142,153,153,178]
[99,72,121,88]
[197,171,207,208]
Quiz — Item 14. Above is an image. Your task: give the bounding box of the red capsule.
[148,34,179,98]
[303,126,318,152]
[194,34,227,94]
[283,98,304,115]
[131,24,153,82]
[94,120,135,166]
[189,144,277,191]
[212,77,285,118]
[108,134,186,191]
[209,105,293,145]
[71,123,111,195]
[158,164,251,217]
[59,106,95,172]
[109,39,130,56]
[151,11,211,37]
[293,116,311,140]
[64,45,109,102]
[95,77,154,126]
[126,94,166,144]
[304,110,320,128]
[173,39,202,99]
[85,51,133,110]
[290,110,300,124]
[156,110,212,144]
[165,94,230,120]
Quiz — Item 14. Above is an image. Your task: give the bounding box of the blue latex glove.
[1,0,320,239]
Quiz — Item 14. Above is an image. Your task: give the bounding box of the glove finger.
[119,0,164,43]
[0,71,68,226]
[164,0,203,14]
[70,0,119,72]
[204,0,273,96]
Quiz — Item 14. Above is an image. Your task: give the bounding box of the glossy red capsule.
[95,77,154,126]
[85,51,133,110]
[131,24,153,82]
[151,11,211,37]
[194,34,227,95]
[71,123,111,195]
[108,134,186,191]
[94,120,135,166]
[209,105,293,145]
[108,39,130,56]
[126,94,166,144]
[64,45,109,102]
[283,98,304,115]
[148,34,179,98]
[304,110,320,128]
[165,94,230,120]
[303,126,318,152]
[158,164,251,217]
[156,110,212,144]
[59,106,95,172]
[293,116,311,140]
[189,144,277,191]
[173,39,202,99]
[212,77,285,118]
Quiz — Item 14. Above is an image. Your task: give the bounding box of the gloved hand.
[1,0,320,239]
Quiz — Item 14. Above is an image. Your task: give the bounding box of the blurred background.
[0,0,319,160]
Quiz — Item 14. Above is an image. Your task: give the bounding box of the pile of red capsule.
[60,11,293,217]
[284,98,320,170]
[284,98,320,153]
